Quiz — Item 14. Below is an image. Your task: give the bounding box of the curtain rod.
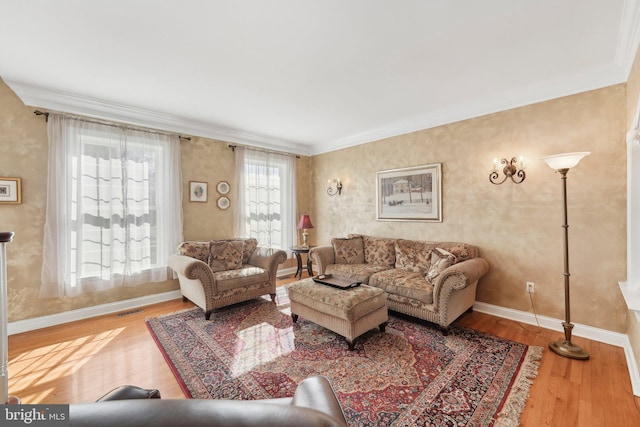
[33,110,192,141]
[228,144,300,159]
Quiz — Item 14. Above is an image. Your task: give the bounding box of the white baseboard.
[9,269,302,336]
[7,290,182,336]
[276,266,298,278]
[474,301,640,396]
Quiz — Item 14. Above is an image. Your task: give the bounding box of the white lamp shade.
[540,152,590,170]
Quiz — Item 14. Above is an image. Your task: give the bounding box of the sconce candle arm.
[489,157,525,185]
[327,179,343,196]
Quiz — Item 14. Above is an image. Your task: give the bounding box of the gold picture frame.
[0,177,22,205]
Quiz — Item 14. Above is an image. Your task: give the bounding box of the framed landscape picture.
[0,177,22,205]
[376,163,442,222]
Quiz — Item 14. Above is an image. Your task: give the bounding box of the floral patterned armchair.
[168,238,287,319]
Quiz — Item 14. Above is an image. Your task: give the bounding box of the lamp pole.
[541,152,591,361]
[547,169,589,359]
[0,231,15,403]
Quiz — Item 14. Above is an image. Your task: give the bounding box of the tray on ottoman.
[287,277,388,351]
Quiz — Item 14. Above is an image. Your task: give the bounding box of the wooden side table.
[290,246,314,279]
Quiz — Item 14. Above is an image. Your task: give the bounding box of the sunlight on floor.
[232,322,294,376]
[8,328,124,402]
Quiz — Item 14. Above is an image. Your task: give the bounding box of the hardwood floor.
[7,274,640,426]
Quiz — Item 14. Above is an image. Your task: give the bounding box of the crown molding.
[310,66,628,155]
[5,80,313,157]
[5,58,631,159]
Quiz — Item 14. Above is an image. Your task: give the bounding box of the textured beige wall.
[180,136,235,240]
[312,85,628,332]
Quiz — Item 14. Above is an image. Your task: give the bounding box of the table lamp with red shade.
[297,215,314,248]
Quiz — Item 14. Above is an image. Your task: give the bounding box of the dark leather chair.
[70,376,348,427]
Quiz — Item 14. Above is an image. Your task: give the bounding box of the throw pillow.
[209,240,244,272]
[425,247,456,283]
[394,239,432,272]
[233,238,257,264]
[332,236,365,264]
[363,236,396,267]
[177,241,210,263]
[446,243,474,262]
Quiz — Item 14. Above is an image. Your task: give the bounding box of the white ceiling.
[1,1,639,156]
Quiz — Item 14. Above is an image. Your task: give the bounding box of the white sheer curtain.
[41,114,183,298]
[234,146,297,250]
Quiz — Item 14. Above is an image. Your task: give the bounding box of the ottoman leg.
[379,322,387,333]
[291,313,299,323]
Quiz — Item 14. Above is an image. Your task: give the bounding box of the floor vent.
[116,309,143,317]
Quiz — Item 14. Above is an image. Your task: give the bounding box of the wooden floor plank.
[7,274,640,426]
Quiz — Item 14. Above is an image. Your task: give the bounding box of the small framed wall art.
[0,177,22,205]
[217,196,230,210]
[189,181,208,203]
[216,181,230,195]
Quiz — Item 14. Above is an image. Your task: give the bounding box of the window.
[234,147,296,250]
[41,114,183,297]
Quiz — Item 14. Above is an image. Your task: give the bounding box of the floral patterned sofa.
[309,234,489,332]
[168,238,287,320]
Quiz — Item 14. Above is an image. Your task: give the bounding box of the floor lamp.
[540,152,590,360]
[0,231,18,403]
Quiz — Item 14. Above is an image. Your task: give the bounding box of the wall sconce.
[327,178,343,196]
[489,157,526,185]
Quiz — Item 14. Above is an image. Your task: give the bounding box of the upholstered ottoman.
[287,278,388,351]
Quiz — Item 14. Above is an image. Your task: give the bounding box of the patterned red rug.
[146,288,542,426]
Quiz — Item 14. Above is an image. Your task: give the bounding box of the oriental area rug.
[146,288,542,427]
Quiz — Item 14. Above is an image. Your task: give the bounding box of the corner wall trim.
[474,301,640,396]
[7,290,182,336]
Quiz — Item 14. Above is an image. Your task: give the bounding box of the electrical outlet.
[526,281,535,293]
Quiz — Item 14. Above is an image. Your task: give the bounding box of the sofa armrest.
[309,246,335,275]
[168,254,216,293]
[291,376,347,425]
[432,257,489,308]
[248,247,287,284]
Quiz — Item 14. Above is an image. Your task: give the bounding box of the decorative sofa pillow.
[209,240,245,272]
[233,238,257,264]
[332,236,365,264]
[177,241,210,263]
[425,247,456,282]
[395,239,432,273]
[435,242,477,263]
[363,236,396,267]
